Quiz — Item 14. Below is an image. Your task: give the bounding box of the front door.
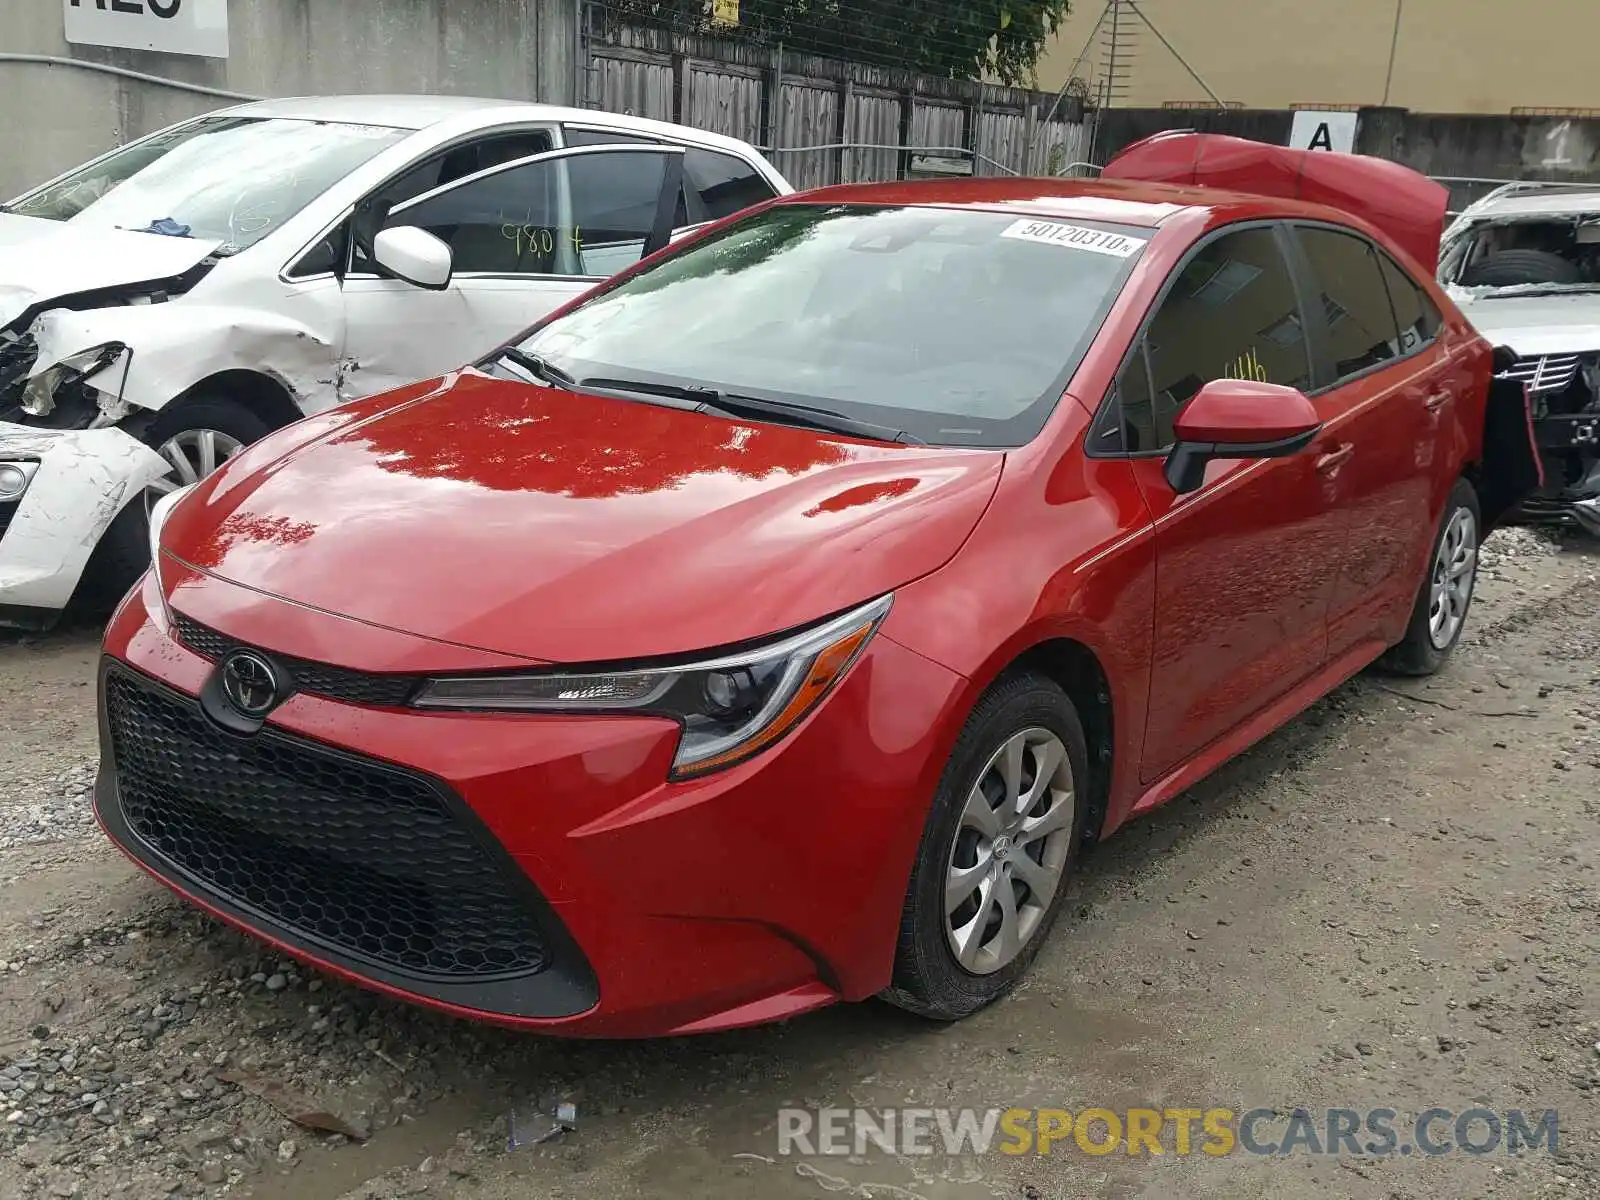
[1117,224,1344,783]
[338,145,687,398]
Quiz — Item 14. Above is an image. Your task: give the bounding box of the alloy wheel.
[1427,506,1477,650]
[148,428,246,497]
[944,727,1076,976]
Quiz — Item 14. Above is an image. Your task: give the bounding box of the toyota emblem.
[220,650,281,718]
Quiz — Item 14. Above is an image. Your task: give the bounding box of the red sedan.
[96,135,1537,1037]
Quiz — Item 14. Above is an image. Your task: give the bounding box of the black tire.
[1460,249,1581,288]
[70,394,271,617]
[881,671,1089,1021]
[1378,478,1482,677]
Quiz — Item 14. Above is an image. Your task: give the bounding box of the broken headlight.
[0,461,39,502]
[21,342,130,425]
[412,594,893,778]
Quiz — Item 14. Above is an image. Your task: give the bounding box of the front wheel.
[71,394,270,616]
[1378,477,1481,676]
[881,672,1089,1021]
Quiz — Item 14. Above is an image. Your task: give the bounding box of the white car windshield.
[517,204,1149,447]
[7,115,406,254]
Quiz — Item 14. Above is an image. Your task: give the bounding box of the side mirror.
[372,226,453,291]
[1165,379,1322,494]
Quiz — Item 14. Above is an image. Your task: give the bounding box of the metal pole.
[1382,0,1405,106]
[1123,0,1224,108]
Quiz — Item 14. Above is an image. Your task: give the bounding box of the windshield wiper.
[580,376,924,445]
[496,347,577,389]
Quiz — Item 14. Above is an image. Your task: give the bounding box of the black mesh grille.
[103,668,549,979]
[171,612,420,708]
[0,500,16,544]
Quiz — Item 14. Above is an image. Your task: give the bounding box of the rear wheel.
[71,394,270,616]
[1378,478,1481,676]
[882,672,1088,1020]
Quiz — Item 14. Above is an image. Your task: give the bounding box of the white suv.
[1439,183,1600,533]
[0,96,792,627]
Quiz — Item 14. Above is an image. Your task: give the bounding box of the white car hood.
[1450,289,1600,358]
[0,213,221,328]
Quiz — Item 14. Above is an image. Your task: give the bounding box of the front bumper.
[96,574,966,1037]
[0,421,169,623]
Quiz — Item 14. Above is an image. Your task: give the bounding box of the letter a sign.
[65,0,230,59]
[1289,111,1358,155]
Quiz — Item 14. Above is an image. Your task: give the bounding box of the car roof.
[220,95,766,153]
[1463,189,1600,219]
[774,176,1350,229]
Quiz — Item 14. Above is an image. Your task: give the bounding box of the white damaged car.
[0,96,791,628]
[1440,183,1600,533]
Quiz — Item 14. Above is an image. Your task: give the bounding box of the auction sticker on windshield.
[1000,219,1147,258]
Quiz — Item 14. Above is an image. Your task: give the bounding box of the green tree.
[603,1,1072,85]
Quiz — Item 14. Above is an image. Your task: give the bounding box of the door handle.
[1424,391,1454,411]
[1315,443,1356,473]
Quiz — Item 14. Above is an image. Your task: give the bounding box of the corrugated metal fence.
[581,19,1089,187]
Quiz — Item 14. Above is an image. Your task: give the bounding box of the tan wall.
[1036,0,1600,114]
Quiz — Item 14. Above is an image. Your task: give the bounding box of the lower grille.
[103,667,549,979]
[0,500,16,544]
[171,612,420,708]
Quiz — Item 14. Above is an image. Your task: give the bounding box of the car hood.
[0,213,220,327]
[166,370,1004,663]
[1447,289,1600,357]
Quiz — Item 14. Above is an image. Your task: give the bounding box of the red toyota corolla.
[96,134,1538,1037]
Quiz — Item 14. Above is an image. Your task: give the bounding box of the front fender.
[29,302,339,416]
[0,423,170,613]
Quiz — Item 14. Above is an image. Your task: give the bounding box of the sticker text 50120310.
[1000,219,1147,258]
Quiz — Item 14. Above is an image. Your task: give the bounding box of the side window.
[1376,250,1443,355]
[1140,227,1311,450]
[567,151,679,276]
[683,148,778,220]
[1294,227,1400,384]
[387,150,674,277]
[562,126,659,147]
[351,130,555,272]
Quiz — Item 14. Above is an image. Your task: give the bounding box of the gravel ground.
[0,525,1596,1200]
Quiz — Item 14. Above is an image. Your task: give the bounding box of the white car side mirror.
[372,226,453,290]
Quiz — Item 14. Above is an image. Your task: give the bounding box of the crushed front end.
[1501,351,1600,533]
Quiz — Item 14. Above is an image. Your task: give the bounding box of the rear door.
[338,145,685,397]
[1284,224,1457,659]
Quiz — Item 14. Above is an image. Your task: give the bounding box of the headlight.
[0,461,39,502]
[413,594,893,778]
[21,342,130,419]
[146,482,196,621]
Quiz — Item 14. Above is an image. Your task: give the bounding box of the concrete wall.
[0,0,578,197]
[1038,0,1599,115]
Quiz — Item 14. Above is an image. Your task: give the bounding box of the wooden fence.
[582,22,1090,189]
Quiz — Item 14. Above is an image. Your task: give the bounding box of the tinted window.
[518,205,1148,447]
[684,148,777,219]
[562,126,658,147]
[1139,227,1311,450]
[386,149,670,276]
[1377,251,1443,355]
[351,130,555,271]
[1295,227,1400,384]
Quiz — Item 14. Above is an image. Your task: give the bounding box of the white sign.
[1289,110,1358,154]
[1000,219,1147,258]
[65,0,229,60]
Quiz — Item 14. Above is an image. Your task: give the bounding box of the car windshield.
[516,203,1150,446]
[6,115,406,254]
